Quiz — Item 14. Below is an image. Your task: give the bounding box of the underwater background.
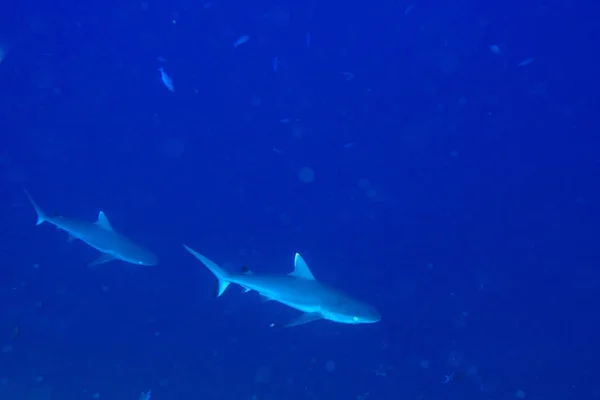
[0,0,599,399]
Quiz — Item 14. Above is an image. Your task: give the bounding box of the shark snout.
[139,253,159,266]
[363,307,381,323]
[129,250,159,266]
[351,305,381,324]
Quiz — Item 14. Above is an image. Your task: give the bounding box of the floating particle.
[306,32,311,47]
[273,56,278,71]
[420,359,429,369]
[291,125,303,139]
[465,365,478,377]
[0,42,8,64]
[373,364,387,377]
[358,178,370,190]
[441,372,454,383]
[92,392,100,399]
[325,360,336,372]
[2,345,12,353]
[139,390,151,400]
[341,71,354,81]
[517,57,533,67]
[266,6,290,27]
[158,67,174,92]
[162,137,185,159]
[489,44,501,54]
[447,351,463,367]
[515,390,526,399]
[234,35,250,47]
[278,213,291,225]
[33,263,40,269]
[298,167,315,183]
[254,366,271,384]
[250,95,261,107]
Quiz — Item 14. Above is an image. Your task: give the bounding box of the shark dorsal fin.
[95,211,114,230]
[289,253,316,280]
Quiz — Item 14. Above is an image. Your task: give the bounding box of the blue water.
[1,0,599,399]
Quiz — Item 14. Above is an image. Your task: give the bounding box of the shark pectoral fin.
[213,279,230,298]
[95,211,114,231]
[89,253,116,267]
[285,312,323,328]
[23,190,47,226]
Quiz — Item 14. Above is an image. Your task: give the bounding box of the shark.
[25,190,159,267]
[183,245,381,327]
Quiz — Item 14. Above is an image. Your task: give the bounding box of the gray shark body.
[25,191,158,267]
[183,245,380,327]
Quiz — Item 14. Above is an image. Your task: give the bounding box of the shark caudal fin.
[23,190,48,226]
[183,245,232,297]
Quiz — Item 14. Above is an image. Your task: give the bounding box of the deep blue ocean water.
[0,0,599,399]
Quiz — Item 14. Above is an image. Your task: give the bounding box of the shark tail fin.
[23,190,47,226]
[183,245,231,297]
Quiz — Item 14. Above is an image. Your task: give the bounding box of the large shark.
[183,245,381,327]
[25,190,159,267]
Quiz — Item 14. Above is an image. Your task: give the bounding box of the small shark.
[25,190,159,267]
[183,245,381,327]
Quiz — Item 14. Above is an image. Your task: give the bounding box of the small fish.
[234,35,249,47]
[158,67,174,92]
[273,56,278,71]
[139,390,151,400]
[305,32,311,47]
